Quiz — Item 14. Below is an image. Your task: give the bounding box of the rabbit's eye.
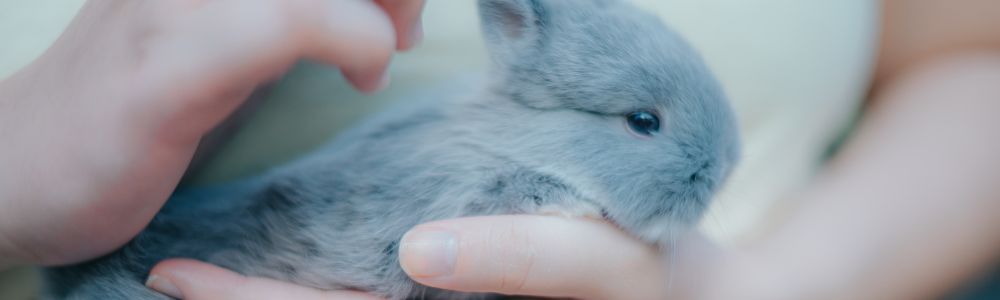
[625,111,660,136]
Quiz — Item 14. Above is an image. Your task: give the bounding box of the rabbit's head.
[472,0,741,242]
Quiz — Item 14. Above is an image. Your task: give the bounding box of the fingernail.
[145,274,183,299]
[399,229,458,278]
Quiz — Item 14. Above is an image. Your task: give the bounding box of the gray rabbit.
[42,0,740,299]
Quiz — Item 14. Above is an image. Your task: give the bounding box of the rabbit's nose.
[687,161,718,189]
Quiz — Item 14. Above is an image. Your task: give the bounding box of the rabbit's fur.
[42,0,740,299]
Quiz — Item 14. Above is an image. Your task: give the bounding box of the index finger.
[374,0,427,50]
[397,215,670,299]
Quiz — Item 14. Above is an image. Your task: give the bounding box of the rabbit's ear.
[478,0,548,64]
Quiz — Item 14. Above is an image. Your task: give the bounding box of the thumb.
[146,259,383,300]
[397,215,670,300]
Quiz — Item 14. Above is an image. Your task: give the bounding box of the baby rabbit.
[43,0,740,299]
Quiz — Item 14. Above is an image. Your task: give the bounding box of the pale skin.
[3,1,1000,300]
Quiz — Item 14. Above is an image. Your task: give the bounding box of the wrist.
[701,230,864,300]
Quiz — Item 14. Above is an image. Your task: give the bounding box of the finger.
[397,215,670,300]
[147,259,385,300]
[145,0,396,101]
[296,0,396,92]
[374,0,427,50]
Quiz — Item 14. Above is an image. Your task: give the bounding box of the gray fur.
[43,0,740,299]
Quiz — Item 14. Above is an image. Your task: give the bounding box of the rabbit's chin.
[533,201,691,246]
[535,201,605,220]
[636,218,698,247]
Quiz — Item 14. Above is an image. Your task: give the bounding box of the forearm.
[748,52,1000,299]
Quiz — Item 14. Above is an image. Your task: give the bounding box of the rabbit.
[41,0,741,299]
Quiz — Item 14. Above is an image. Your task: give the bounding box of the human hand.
[146,259,386,300]
[0,0,425,268]
[144,215,783,300]
[145,216,685,300]
[393,215,827,300]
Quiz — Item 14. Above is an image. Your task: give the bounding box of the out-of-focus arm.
[729,53,1000,300]
[709,2,1000,299]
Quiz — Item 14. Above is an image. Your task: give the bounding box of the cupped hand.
[146,216,735,299]
[0,0,425,267]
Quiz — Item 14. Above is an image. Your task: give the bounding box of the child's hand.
[0,0,425,268]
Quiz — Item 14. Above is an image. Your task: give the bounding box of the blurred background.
[0,0,996,299]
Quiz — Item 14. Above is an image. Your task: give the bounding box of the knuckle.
[343,26,395,68]
[287,0,395,69]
